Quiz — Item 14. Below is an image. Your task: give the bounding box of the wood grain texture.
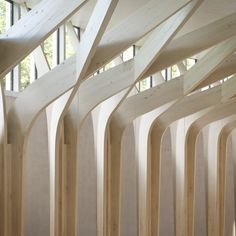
[0,0,88,78]
[185,99,236,236]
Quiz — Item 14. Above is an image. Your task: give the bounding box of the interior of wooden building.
[1,0,236,235]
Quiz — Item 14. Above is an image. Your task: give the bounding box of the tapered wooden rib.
[184,36,236,94]
[6,7,234,232]
[111,0,203,127]
[9,8,236,142]
[59,0,193,132]
[0,0,88,78]
[0,83,7,236]
[195,54,236,90]
[43,1,119,236]
[87,0,191,74]
[185,99,236,236]
[130,69,236,236]
[8,0,192,141]
[221,75,236,101]
[1,0,190,82]
[121,82,220,236]
[5,2,236,236]
[6,1,103,235]
[145,12,236,78]
[214,120,236,236]
[106,3,204,236]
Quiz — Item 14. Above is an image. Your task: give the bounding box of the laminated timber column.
[217,120,236,236]
[207,118,236,236]
[149,87,223,236]
[215,78,236,236]
[7,1,236,234]
[43,2,200,236]
[4,1,192,234]
[0,82,7,236]
[120,67,236,235]
[3,1,88,234]
[138,34,236,235]
[108,75,207,236]
[6,5,236,234]
[47,1,120,235]
[135,73,228,236]
[7,2,236,153]
[152,33,236,236]
[18,10,236,232]
[102,2,202,235]
[77,58,234,234]
[184,99,236,236]
[21,17,78,235]
[75,4,236,126]
[231,130,236,231]
[58,23,80,236]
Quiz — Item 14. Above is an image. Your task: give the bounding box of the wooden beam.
[66,21,80,51]
[10,8,236,138]
[106,2,203,236]
[87,0,191,75]
[113,77,183,129]
[195,54,236,90]
[145,12,236,78]
[37,1,119,236]
[0,0,88,78]
[221,75,236,101]
[184,36,236,94]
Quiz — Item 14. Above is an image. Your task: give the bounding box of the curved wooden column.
[230,130,236,232]
[7,9,236,152]
[185,99,236,236]
[62,99,79,236]
[6,1,236,236]
[149,92,220,236]
[55,24,80,236]
[139,35,236,235]
[0,82,7,236]
[3,2,177,234]
[147,82,228,236]
[216,120,236,236]
[26,3,192,232]
[51,1,119,235]
[106,26,236,234]
[88,3,203,236]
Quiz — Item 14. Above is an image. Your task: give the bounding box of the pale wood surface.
[0,0,88,78]
[0,83,7,236]
[184,36,236,94]
[3,1,236,236]
[106,3,202,235]
[185,99,236,236]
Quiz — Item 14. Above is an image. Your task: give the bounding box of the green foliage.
[20,56,30,89]
[139,77,151,92]
[44,35,53,68]
[172,65,180,78]
[66,30,75,59]
[0,0,6,34]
